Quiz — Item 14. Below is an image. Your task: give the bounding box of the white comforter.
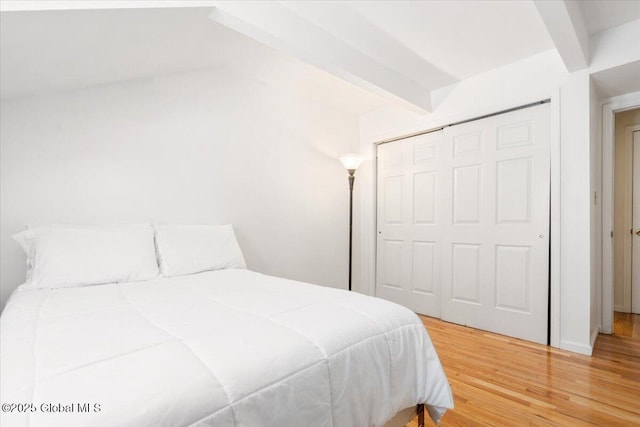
[0,270,453,427]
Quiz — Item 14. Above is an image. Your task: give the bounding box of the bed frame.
[383,403,425,427]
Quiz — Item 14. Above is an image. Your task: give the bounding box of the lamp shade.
[339,154,364,171]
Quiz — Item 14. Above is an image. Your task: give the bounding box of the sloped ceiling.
[0,8,226,99]
[2,1,640,112]
[0,7,386,114]
[579,0,640,35]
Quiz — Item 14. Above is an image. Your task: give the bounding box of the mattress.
[0,269,453,426]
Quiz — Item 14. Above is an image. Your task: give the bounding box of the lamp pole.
[348,169,355,291]
[339,154,363,292]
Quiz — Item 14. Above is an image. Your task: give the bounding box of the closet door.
[376,131,444,317]
[375,103,551,344]
[440,104,550,344]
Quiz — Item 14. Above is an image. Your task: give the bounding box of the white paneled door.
[633,131,640,314]
[377,131,445,317]
[376,103,551,344]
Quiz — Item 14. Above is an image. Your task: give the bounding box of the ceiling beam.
[209,1,432,113]
[280,2,456,94]
[589,18,640,73]
[533,0,589,72]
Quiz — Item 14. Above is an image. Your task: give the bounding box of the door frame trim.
[601,91,640,334]
[549,93,560,348]
[629,126,640,314]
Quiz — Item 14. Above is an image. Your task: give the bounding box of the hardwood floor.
[614,311,640,338]
[407,316,640,426]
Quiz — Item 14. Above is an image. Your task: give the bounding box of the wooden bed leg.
[417,403,425,427]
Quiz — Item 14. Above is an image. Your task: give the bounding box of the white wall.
[0,67,360,309]
[559,70,592,353]
[357,50,600,355]
[358,51,568,142]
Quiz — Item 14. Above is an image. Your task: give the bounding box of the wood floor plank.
[614,312,640,338]
[411,316,640,426]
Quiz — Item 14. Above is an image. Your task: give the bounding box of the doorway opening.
[612,107,640,337]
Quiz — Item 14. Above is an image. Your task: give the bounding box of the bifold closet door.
[376,103,551,344]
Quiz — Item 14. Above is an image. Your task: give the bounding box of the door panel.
[453,165,482,223]
[451,243,481,303]
[383,176,403,223]
[412,241,435,294]
[496,157,531,223]
[413,172,436,223]
[495,245,531,312]
[376,103,550,344]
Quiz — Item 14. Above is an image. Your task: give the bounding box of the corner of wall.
[558,70,593,354]
[562,324,600,356]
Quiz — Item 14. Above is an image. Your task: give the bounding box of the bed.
[1,225,453,427]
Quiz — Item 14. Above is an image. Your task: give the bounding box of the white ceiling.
[1,1,639,113]
[0,7,385,113]
[580,0,640,35]
[591,59,640,98]
[342,0,555,81]
[0,8,223,98]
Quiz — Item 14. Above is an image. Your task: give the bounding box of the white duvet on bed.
[0,269,453,427]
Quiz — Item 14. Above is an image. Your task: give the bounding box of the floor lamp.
[339,154,364,291]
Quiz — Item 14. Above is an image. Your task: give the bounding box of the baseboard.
[560,339,593,356]
[613,304,627,312]
[559,326,601,356]
[590,325,600,351]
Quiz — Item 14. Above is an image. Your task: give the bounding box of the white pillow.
[12,224,159,290]
[154,224,246,277]
[12,228,36,284]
